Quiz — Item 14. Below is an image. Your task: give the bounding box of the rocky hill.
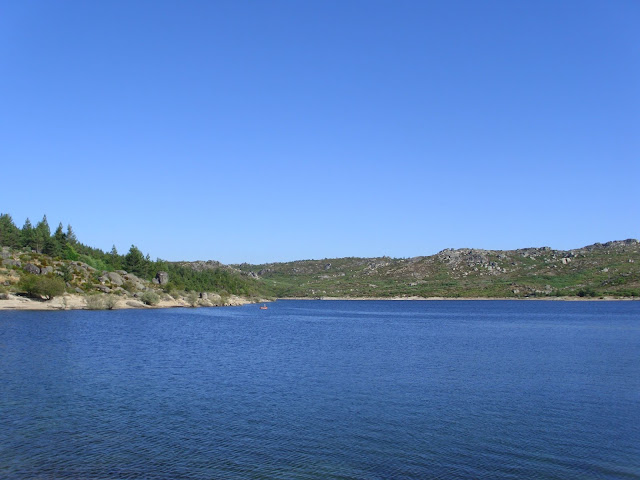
[0,247,261,309]
[232,240,640,298]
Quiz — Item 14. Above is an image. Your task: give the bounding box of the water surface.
[1,300,639,479]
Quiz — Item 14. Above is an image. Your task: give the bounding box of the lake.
[1,300,639,479]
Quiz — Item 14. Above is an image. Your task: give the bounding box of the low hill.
[231,240,640,298]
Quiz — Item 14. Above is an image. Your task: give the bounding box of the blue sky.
[1,1,638,264]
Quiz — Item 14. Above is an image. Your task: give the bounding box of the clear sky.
[1,0,638,264]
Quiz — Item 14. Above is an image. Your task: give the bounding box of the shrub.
[18,274,65,300]
[186,291,199,307]
[104,295,119,310]
[141,291,159,306]
[86,295,106,310]
[58,264,73,283]
[0,284,8,300]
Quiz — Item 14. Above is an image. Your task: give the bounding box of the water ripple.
[1,301,639,479]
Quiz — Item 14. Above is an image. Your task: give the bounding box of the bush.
[86,295,106,310]
[0,284,9,300]
[58,264,73,283]
[186,291,199,307]
[104,295,119,310]
[141,291,159,306]
[18,274,65,299]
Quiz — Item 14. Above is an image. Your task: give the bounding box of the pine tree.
[0,213,21,248]
[34,215,51,253]
[108,245,122,270]
[22,218,36,251]
[66,224,78,245]
[124,245,147,277]
[44,223,66,257]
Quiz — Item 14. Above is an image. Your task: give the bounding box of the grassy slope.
[232,240,640,298]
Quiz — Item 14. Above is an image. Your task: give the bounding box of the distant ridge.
[222,239,640,298]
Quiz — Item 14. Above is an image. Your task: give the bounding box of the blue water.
[1,300,639,479]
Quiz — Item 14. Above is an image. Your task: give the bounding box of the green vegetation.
[85,295,106,310]
[0,212,266,300]
[140,291,160,306]
[18,274,65,300]
[1,211,638,301]
[233,241,640,299]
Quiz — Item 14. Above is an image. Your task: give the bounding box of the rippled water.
[1,300,639,479]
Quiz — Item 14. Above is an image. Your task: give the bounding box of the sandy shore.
[0,293,255,311]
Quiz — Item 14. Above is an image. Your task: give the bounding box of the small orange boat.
[259,304,268,310]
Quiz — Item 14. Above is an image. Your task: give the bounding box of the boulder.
[155,271,169,285]
[200,292,208,299]
[106,272,124,286]
[24,263,41,275]
[40,266,53,275]
[96,285,111,293]
[2,259,21,268]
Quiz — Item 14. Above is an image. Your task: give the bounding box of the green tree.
[63,244,79,261]
[18,274,65,300]
[0,213,21,248]
[21,218,36,250]
[34,215,51,253]
[66,224,78,245]
[44,222,66,257]
[108,245,122,270]
[124,245,148,278]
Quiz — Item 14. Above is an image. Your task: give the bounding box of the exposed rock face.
[2,259,21,268]
[24,263,41,275]
[107,272,124,286]
[40,266,53,275]
[155,271,169,285]
[325,263,332,270]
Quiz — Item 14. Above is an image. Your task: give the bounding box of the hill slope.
[231,240,640,298]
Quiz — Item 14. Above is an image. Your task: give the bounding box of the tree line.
[0,213,262,296]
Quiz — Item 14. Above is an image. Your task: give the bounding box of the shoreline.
[1,294,637,312]
[277,296,638,302]
[0,293,258,311]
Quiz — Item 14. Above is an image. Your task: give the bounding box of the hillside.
[232,240,640,299]
[0,213,269,309]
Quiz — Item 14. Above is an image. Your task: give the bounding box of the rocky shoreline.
[0,293,259,311]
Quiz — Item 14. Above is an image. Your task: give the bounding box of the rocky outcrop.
[40,266,53,275]
[2,259,21,268]
[155,271,169,285]
[24,263,41,275]
[107,272,124,285]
